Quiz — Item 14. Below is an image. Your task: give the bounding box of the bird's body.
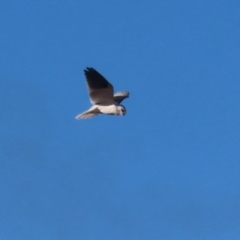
[75,67,129,119]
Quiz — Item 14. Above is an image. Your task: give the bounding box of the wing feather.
[84,67,114,105]
[114,91,129,104]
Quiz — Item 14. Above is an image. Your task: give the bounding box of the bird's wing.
[84,67,114,105]
[113,91,129,103]
[75,106,100,120]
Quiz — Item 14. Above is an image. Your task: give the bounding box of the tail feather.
[75,106,100,120]
[75,112,98,119]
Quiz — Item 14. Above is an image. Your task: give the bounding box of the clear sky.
[1,1,240,239]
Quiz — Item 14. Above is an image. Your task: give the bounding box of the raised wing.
[114,91,129,103]
[84,67,114,105]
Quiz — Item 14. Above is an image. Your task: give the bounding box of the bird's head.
[117,105,126,116]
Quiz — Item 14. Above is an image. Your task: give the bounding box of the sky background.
[1,1,240,239]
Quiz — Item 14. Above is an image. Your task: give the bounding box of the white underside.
[76,89,129,120]
[75,104,119,119]
[97,104,119,114]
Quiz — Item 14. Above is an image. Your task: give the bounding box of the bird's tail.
[75,107,99,120]
[75,112,98,119]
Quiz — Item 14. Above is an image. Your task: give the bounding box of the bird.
[75,67,129,119]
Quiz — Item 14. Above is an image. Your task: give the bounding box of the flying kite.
[75,67,129,119]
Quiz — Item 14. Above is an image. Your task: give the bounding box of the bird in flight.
[75,67,129,119]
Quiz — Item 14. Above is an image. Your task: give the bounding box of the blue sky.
[1,1,240,239]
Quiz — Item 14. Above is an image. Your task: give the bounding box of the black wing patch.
[84,67,109,89]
